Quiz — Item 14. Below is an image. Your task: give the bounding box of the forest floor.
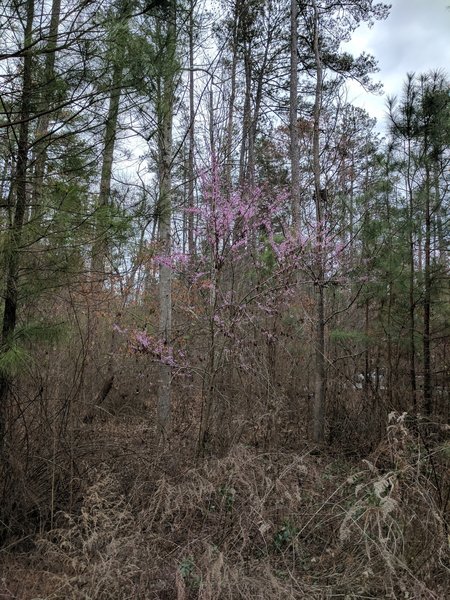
[0,412,449,600]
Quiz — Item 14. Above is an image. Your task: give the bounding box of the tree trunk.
[384,160,394,406]
[364,299,370,393]
[290,0,301,231]
[247,12,272,186]
[31,0,61,219]
[223,5,239,195]
[91,61,124,279]
[406,141,417,410]
[0,0,35,452]
[198,308,217,453]
[91,1,132,279]
[435,161,446,264]
[238,43,252,188]
[156,9,176,438]
[188,0,195,255]
[311,0,326,443]
[423,160,432,414]
[158,153,172,438]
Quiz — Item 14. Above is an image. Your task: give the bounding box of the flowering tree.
[118,155,360,449]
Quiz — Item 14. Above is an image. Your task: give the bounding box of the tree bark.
[423,159,432,414]
[311,0,326,443]
[406,140,417,410]
[223,3,239,195]
[91,0,130,280]
[156,9,176,438]
[31,0,61,219]
[188,0,195,255]
[238,42,252,188]
[247,7,272,186]
[91,60,124,278]
[290,0,301,231]
[384,154,394,406]
[0,0,35,452]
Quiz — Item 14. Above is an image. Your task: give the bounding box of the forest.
[0,0,449,597]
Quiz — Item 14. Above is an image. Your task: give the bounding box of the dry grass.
[0,412,448,600]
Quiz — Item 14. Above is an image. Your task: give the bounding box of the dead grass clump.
[333,412,449,598]
[2,414,448,599]
[137,445,326,598]
[35,465,151,599]
[173,545,309,599]
[154,416,446,599]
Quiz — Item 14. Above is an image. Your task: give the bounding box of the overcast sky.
[344,0,450,131]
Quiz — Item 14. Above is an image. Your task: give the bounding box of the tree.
[0,0,35,453]
[153,0,179,437]
[297,0,389,442]
[91,1,134,280]
[30,0,62,219]
[390,71,449,414]
[290,0,301,230]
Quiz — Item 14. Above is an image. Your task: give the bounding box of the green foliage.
[94,201,134,260]
[126,33,159,94]
[440,441,450,460]
[260,242,276,274]
[0,343,29,377]
[258,233,284,276]
[330,328,370,343]
[178,555,195,578]
[273,519,298,552]
[178,555,201,590]
[0,322,66,377]
[218,484,236,512]
[14,322,67,345]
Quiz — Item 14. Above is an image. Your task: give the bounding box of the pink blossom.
[155,252,190,271]
[135,330,151,350]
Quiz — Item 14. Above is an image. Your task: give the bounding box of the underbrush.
[0,414,448,599]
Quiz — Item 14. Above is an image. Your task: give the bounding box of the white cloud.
[343,0,450,130]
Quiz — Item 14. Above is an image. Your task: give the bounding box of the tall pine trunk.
[91,60,124,278]
[311,0,326,443]
[0,0,35,452]
[406,141,417,409]
[91,1,131,278]
[290,0,300,231]
[156,8,176,438]
[423,158,432,414]
[31,0,61,219]
[187,0,195,255]
[223,4,239,195]
[238,43,252,187]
